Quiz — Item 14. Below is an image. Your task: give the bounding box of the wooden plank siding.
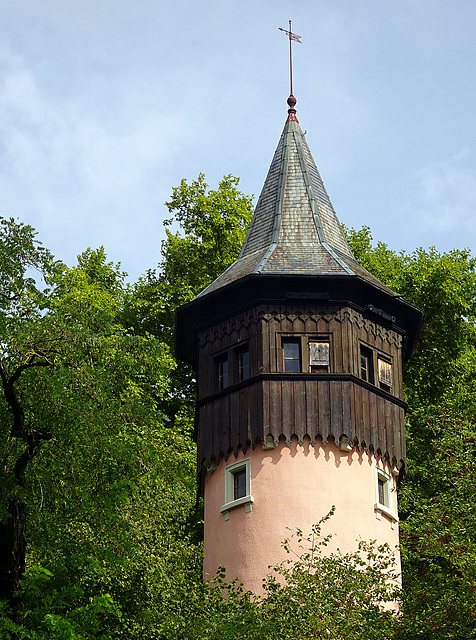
[293,378,306,440]
[282,379,294,437]
[196,377,406,468]
[305,379,318,434]
[195,303,406,469]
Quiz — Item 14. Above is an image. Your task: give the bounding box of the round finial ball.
[287,94,297,109]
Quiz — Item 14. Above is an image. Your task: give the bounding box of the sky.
[1,0,476,281]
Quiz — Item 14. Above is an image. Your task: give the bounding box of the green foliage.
[161,172,254,305]
[123,174,254,424]
[2,186,476,638]
[0,216,53,314]
[399,411,476,638]
[126,173,253,344]
[169,511,400,639]
[345,226,476,639]
[345,225,476,405]
[0,219,200,638]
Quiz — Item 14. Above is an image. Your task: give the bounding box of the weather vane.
[279,18,302,98]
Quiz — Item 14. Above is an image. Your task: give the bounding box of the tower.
[175,94,422,594]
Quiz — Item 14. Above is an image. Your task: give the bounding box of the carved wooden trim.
[195,376,406,476]
[198,304,402,349]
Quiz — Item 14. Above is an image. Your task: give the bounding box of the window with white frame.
[375,466,397,524]
[220,458,253,521]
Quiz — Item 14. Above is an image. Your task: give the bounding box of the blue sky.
[1,0,475,280]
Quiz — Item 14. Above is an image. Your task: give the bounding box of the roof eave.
[175,272,423,367]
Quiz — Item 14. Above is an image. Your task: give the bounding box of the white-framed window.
[375,466,397,525]
[220,458,253,521]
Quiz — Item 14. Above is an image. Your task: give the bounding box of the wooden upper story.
[197,303,404,401]
[175,98,422,472]
[193,302,408,470]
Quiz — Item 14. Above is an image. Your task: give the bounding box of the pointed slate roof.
[175,96,423,366]
[197,97,394,298]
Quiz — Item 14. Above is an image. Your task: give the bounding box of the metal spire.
[279,18,302,111]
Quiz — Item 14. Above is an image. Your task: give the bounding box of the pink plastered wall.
[203,438,400,595]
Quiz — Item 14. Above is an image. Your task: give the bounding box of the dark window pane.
[234,469,247,499]
[360,353,369,380]
[360,347,374,384]
[239,349,250,381]
[218,357,228,390]
[285,358,301,373]
[284,341,300,359]
[378,478,385,505]
[283,340,301,373]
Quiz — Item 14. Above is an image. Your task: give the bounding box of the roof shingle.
[196,110,394,298]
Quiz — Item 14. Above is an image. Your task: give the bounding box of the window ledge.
[375,503,398,527]
[220,495,254,520]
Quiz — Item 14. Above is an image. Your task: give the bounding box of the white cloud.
[0,0,475,277]
[0,44,184,273]
[402,151,476,250]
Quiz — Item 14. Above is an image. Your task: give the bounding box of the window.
[237,347,250,381]
[360,346,374,383]
[378,358,393,392]
[359,346,393,394]
[280,335,331,373]
[220,458,253,520]
[283,340,301,373]
[378,477,386,506]
[233,468,246,499]
[309,341,330,373]
[375,467,397,523]
[213,344,250,391]
[216,355,228,390]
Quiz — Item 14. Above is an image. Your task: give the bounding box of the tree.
[0,174,254,636]
[0,217,56,603]
[257,519,399,640]
[157,511,400,640]
[345,226,476,639]
[3,187,475,638]
[398,409,476,639]
[123,173,254,424]
[0,222,199,638]
[344,225,476,406]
